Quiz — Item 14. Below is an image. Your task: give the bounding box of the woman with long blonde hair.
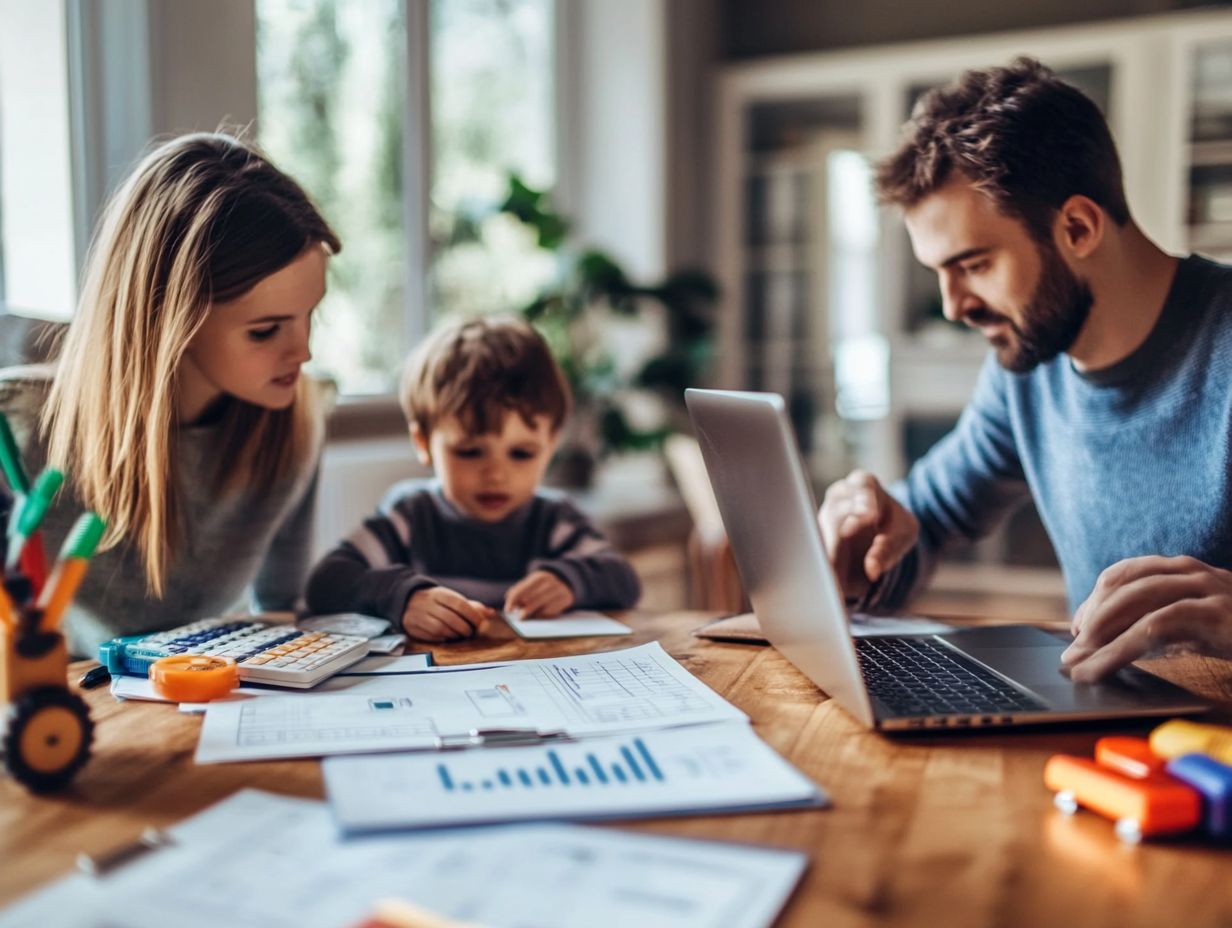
[0,132,340,656]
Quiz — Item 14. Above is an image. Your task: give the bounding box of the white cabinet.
[713,10,1232,581]
[1176,20,1232,262]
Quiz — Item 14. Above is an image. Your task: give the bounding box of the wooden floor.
[3,608,1231,927]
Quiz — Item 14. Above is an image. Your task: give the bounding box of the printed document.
[324,721,826,832]
[0,790,808,928]
[195,642,747,763]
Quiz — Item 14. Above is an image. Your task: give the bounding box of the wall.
[718,0,1225,59]
[567,0,668,281]
[148,0,258,136]
[664,0,720,274]
[70,0,258,258]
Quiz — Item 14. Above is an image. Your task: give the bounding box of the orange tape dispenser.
[149,655,239,703]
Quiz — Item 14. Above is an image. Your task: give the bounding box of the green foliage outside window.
[460,176,721,476]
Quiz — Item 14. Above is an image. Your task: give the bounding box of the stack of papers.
[181,640,828,837]
[0,790,808,928]
[194,642,747,763]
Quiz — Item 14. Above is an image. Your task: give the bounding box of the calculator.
[99,617,371,689]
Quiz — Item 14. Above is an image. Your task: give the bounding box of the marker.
[5,468,64,579]
[0,580,15,630]
[1044,753,1201,843]
[78,665,111,690]
[1151,720,1232,766]
[37,511,105,631]
[0,414,30,495]
[1094,736,1166,779]
[361,898,476,928]
[19,533,48,596]
[1166,754,1232,840]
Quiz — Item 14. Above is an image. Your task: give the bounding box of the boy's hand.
[504,570,575,619]
[402,586,494,641]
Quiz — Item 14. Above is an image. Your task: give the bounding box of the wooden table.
[3,609,1231,927]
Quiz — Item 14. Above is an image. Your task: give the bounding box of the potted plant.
[495,175,720,486]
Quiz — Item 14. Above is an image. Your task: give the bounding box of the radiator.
[312,437,429,559]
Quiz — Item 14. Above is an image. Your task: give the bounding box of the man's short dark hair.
[875,57,1130,241]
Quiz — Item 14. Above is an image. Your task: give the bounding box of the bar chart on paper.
[323,722,828,832]
[436,735,667,793]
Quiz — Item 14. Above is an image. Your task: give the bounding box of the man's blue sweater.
[870,254,1232,613]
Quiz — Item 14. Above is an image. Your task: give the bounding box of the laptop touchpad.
[941,625,1186,709]
[940,625,1070,687]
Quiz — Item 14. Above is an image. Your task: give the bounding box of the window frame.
[329,0,569,433]
[52,0,572,436]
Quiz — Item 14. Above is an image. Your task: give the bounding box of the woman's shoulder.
[0,363,54,428]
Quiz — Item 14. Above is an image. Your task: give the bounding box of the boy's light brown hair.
[400,315,571,439]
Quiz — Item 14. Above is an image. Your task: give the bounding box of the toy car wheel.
[3,687,94,793]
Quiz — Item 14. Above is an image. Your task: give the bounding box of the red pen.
[5,470,63,595]
[19,530,47,595]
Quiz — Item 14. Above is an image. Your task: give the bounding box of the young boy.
[305,316,641,641]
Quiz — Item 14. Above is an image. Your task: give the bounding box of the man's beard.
[971,243,1093,373]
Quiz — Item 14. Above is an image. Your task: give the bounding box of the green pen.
[0,414,30,495]
[6,468,64,572]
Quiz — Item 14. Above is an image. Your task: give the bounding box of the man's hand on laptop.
[1063,555,1232,682]
[818,470,919,602]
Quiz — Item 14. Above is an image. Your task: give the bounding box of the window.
[257,0,410,396]
[429,0,557,322]
[256,0,559,396]
[0,0,77,319]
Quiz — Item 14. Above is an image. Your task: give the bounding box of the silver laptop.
[685,388,1210,731]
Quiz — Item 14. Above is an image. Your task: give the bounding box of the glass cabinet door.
[1188,41,1232,262]
[741,95,868,482]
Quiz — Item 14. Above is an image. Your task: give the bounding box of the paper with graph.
[323,722,827,832]
[195,642,747,763]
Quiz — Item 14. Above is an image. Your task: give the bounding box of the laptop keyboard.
[856,636,1049,717]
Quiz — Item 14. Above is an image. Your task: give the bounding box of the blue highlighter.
[1166,753,1232,841]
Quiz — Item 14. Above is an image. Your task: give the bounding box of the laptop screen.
[686,388,875,726]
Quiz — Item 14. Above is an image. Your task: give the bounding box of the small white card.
[367,633,407,654]
[504,609,633,639]
[297,613,392,639]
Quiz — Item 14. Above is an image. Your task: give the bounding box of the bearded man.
[819,57,1232,681]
